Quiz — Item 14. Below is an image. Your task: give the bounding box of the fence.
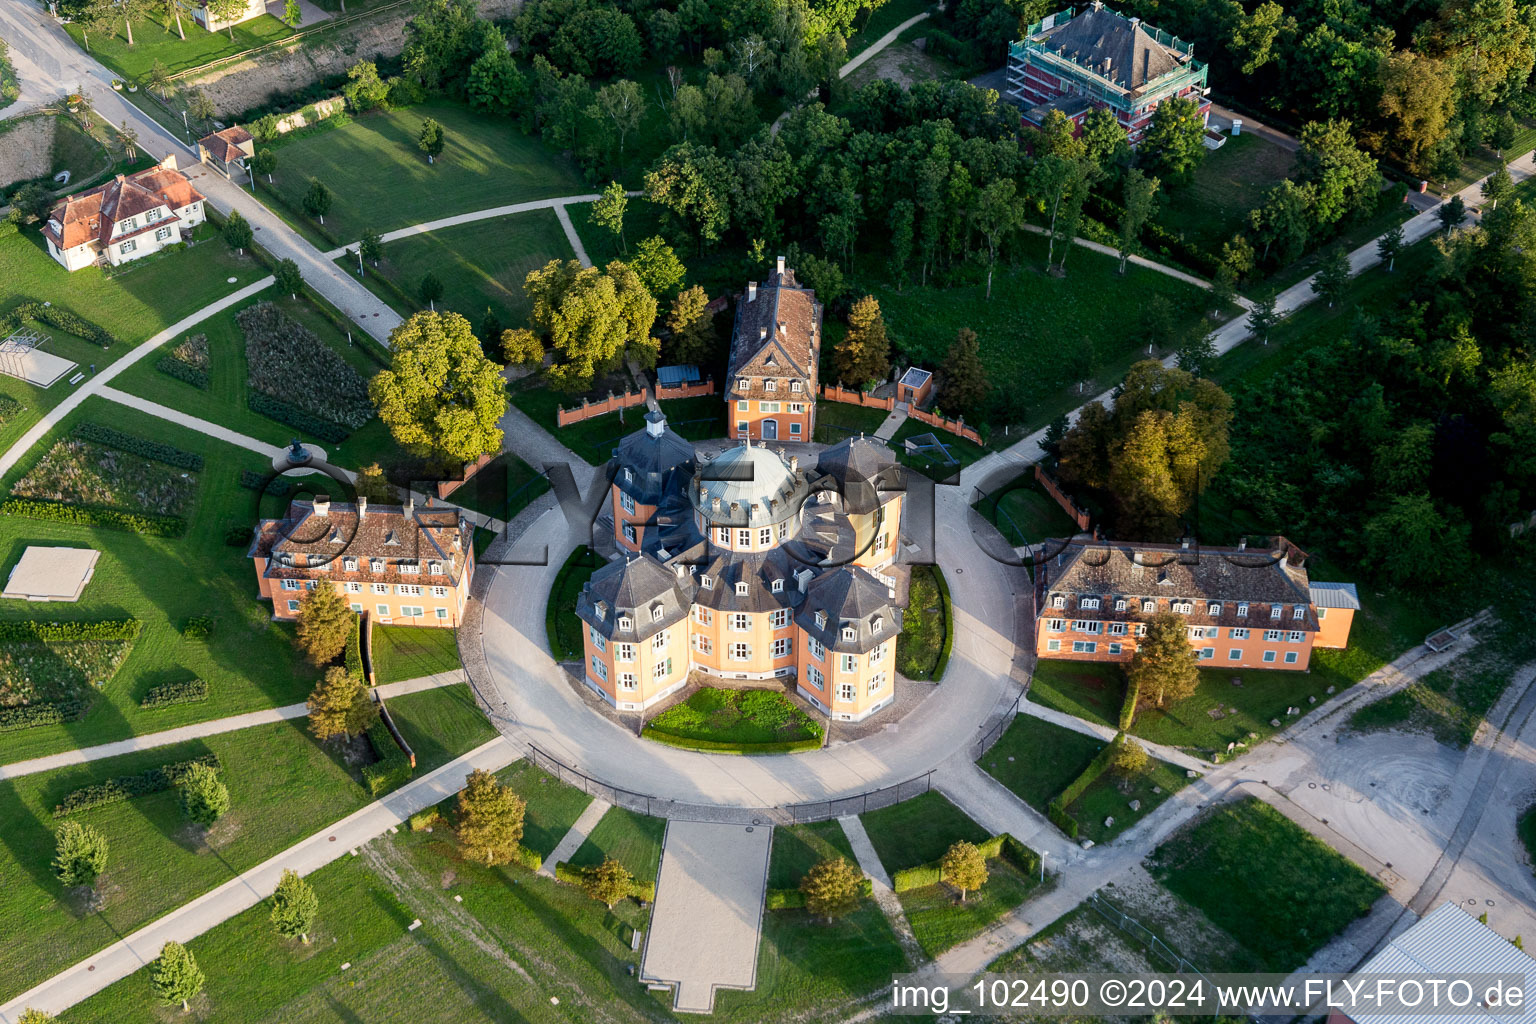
[164,0,413,82]
[435,451,495,500]
[1085,892,1210,978]
[1034,464,1092,531]
[655,377,715,401]
[820,383,895,411]
[556,388,648,427]
[784,770,934,823]
[907,406,983,445]
[973,689,1026,759]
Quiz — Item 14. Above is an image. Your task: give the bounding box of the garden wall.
[820,384,894,411]
[1034,464,1092,532]
[556,378,719,428]
[907,407,982,445]
[435,451,495,500]
[655,377,715,401]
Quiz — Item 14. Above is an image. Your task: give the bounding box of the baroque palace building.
[576,411,908,721]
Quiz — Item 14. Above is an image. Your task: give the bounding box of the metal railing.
[974,689,1026,759]
[1085,891,1211,978]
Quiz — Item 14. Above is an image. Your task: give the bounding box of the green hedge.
[0,300,119,348]
[74,421,204,470]
[1048,802,1080,839]
[889,832,1043,892]
[155,355,210,389]
[1119,673,1139,732]
[54,754,221,816]
[237,469,291,496]
[640,727,824,756]
[181,615,214,640]
[0,698,90,732]
[1046,733,1126,839]
[931,565,955,682]
[0,618,140,642]
[765,877,874,911]
[361,720,412,796]
[140,677,210,709]
[1,497,186,537]
[247,391,351,443]
[344,614,364,680]
[0,393,23,426]
[552,860,656,903]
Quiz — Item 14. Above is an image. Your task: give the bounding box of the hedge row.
[0,698,90,733]
[74,421,204,470]
[0,393,23,426]
[344,614,364,681]
[362,719,412,796]
[1,497,186,537]
[765,877,874,911]
[247,390,351,443]
[155,356,210,390]
[140,677,210,709]
[1119,673,1140,732]
[0,301,119,348]
[552,860,655,903]
[1085,193,1222,279]
[54,754,221,816]
[237,469,292,496]
[890,832,1042,891]
[0,618,140,643]
[931,566,955,682]
[639,727,824,756]
[1046,733,1127,840]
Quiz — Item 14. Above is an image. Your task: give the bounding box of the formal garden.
[641,687,825,754]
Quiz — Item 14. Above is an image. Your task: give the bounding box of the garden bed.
[11,437,198,517]
[240,301,372,430]
[896,564,950,680]
[642,687,824,754]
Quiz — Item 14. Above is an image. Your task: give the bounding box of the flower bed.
[11,438,198,517]
[239,301,372,429]
[140,677,210,709]
[0,623,140,729]
[155,333,210,389]
[642,687,824,755]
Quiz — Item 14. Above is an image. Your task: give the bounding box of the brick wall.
[1034,464,1092,532]
[907,406,983,445]
[655,377,716,400]
[435,451,496,500]
[819,384,896,411]
[557,388,649,427]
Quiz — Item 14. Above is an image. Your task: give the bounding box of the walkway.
[839,12,932,79]
[872,403,908,441]
[1015,698,1209,774]
[839,815,923,960]
[0,737,521,1021]
[641,820,772,1012]
[1020,223,1249,300]
[0,672,466,781]
[537,797,610,877]
[1207,103,1299,152]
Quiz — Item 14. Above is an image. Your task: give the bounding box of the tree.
[1176,332,1217,377]
[1112,738,1150,776]
[455,767,527,867]
[1378,51,1458,172]
[1040,414,1070,466]
[1438,194,1467,234]
[284,0,301,25]
[417,272,445,311]
[467,46,528,116]
[590,80,645,163]
[939,328,988,421]
[204,0,246,39]
[117,120,139,162]
[179,762,229,826]
[295,584,352,666]
[302,178,332,225]
[66,0,115,51]
[972,178,1024,299]
[270,869,318,943]
[1490,109,1519,157]
[344,60,391,112]
[592,181,628,254]
[148,59,172,98]
[1312,249,1350,307]
[418,118,445,164]
[1129,611,1200,709]
[1228,0,1288,73]
[358,228,383,268]
[1029,154,1095,274]
[800,856,861,921]
[941,841,988,902]
[252,147,276,184]
[274,258,303,300]
[307,665,377,740]
[552,6,643,77]
[53,821,108,888]
[664,285,715,366]
[151,941,205,1012]
[521,259,659,392]
[582,857,633,909]
[1377,223,1404,271]
[1080,105,1129,170]
[1211,263,1238,310]
[1249,179,1315,264]
[354,462,398,503]
[835,296,890,387]
[644,142,738,252]
[372,311,507,467]
[185,87,216,128]
[223,210,253,254]
[1364,493,1471,586]
[1482,163,1515,211]
[1141,97,1206,181]
[887,199,915,287]
[630,235,687,298]
[1117,168,1160,274]
[502,327,546,370]
[1294,119,1382,229]
[1247,294,1280,343]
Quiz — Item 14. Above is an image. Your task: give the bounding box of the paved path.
[1207,102,1299,152]
[1020,223,1250,300]
[538,797,610,877]
[839,12,932,79]
[0,672,466,780]
[553,202,591,267]
[839,815,923,959]
[0,737,521,1021]
[1013,698,1210,774]
[641,819,772,1012]
[0,2,77,118]
[0,277,274,479]
[872,403,908,441]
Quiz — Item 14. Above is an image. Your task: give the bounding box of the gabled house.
[726,257,821,442]
[197,126,255,182]
[42,156,206,272]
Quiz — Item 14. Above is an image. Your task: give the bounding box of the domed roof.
[692,441,806,526]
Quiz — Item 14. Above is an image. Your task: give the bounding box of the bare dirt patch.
[844,39,949,90]
[0,115,58,190]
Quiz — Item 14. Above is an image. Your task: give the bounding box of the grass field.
[896,565,949,679]
[370,625,461,684]
[342,208,576,328]
[264,103,587,245]
[813,401,890,444]
[546,545,604,659]
[899,857,1038,958]
[768,820,858,889]
[1147,797,1385,971]
[890,415,990,482]
[973,471,1082,546]
[498,761,593,859]
[567,806,667,882]
[65,13,294,80]
[846,0,934,56]
[512,383,724,466]
[860,790,989,873]
[1155,132,1294,253]
[644,687,823,750]
[981,713,1105,810]
[380,683,498,772]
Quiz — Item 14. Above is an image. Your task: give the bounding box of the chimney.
[404,496,415,518]
[789,455,799,473]
[357,497,368,519]
[313,495,331,517]
[760,326,768,341]
[776,255,786,276]
[748,282,758,301]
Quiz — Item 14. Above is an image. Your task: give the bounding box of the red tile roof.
[249,499,475,586]
[727,265,821,400]
[198,126,254,164]
[43,165,204,251]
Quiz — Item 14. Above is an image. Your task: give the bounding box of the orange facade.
[731,395,814,441]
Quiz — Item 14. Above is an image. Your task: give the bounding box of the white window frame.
[694,635,713,655]
[1047,639,1062,651]
[589,627,606,651]
[729,642,751,661]
[769,608,789,628]
[730,612,751,632]
[652,630,669,651]
[1263,650,1277,663]
[616,643,635,662]
[839,653,858,673]
[590,656,608,681]
[771,637,790,658]
[1285,651,1299,664]
[1072,640,1097,653]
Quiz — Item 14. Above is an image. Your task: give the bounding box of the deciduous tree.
[1117,168,1159,275]
[179,762,229,827]
[252,147,276,184]
[372,311,507,467]
[630,235,686,298]
[644,142,738,252]
[353,462,397,503]
[589,81,645,163]
[664,285,715,366]
[53,821,108,888]
[274,258,302,300]
[1080,105,1129,170]
[1294,119,1381,229]
[419,272,444,311]
[582,857,633,908]
[344,60,391,112]
[522,259,659,391]
[1141,96,1206,181]
[307,665,377,741]
[1129,611,1200,709]
[302,178,332,225]
[270,869,319,943]
[1364,493,1472,585]
[151,940,205,1012]
[223,210,252,254]
[1247,293,1280,343]
[799,856,861,920]
[502,327,546,370]
[1112,738,1150,776]
[1312,248,1351,307]
[360,228,383,267]
[284,0,301,26]
[834,295,890,387]
[418,118,445,163]
[941,841,988,902]
[973,178,1024,299]
[592,181,628,253]
[295,584,351,666]
[204,0,245,39]
[1378,51,1457,172]
[455,767,527,866]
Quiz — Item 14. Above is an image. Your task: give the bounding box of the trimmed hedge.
[237,469,292,496]
[0,698,90,732]
[155,355,210,389]
[0,497,186,537]
[1119,673,1139,732]
[181,615,214,640]
[640,727,824,756]
[889,832,1043,891]
[931,565,955,682]
[54,754,221,816]
[766,877,874,911]
[344,615,364,681]
[1047,733,1126,839]
[247,390,351,443]
[553,860,656,903]
[0,393,22,426]
[140,677,210,709]
[362,719,412,796]
[0,301,119,348]
[0,618,140,642]
[74,421,204,471]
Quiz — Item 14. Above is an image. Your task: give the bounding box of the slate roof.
[692,442,810,528]
[43,164,204,251]
[198,125,254,164]
[727,263,821,401]
[692,547,809,615]
[796,567,902,654]
[1034,2,1191,92]
[813,436,903,516]
[1308,581,1362,610]
[575,554,693,642]
[615,410,696,505]
[249,498,472,586]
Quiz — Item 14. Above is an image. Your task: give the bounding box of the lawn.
[813,401,890,444]
[263,102,587,245]
[980,713,1106,811]
[859,790,989,874]
[846,0,935,55]
[890,415,990,483]
[512,382,724,466]
[1146,797,1386,972]
[65,14,294,80]
[896,564,949,679]
[497,761,593,859]
[973,471,1081,546]
[370,625,461,684]
[1154,132,1295,254]
[567,806,667,882]
[899,857,1038,958]
[0,399,354,765]
[441,451,551,522]
[0,228,262,454]
[768,820,857,889]
[546,545,604,659]
[341,208,576,328]
[642,687,824,753]
[383,683,497,768]
[1068,750,1191,843]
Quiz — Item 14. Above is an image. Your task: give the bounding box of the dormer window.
[624,468,633,483]
[872,619,882,635]
[1208,602,1222,616]
[738,377,749,390]
[765,379,776,392]
[401,562,419,574]
[1142,600,1156,613]
[735,581,749,596]
[651,605,664,622]
[814,611,827,629]
[1270,605,1283,620]
[370,558,384,573]
[771,579,783,593]
[617,615,631,630]
[596,605,607,621]
[1051,595,1065,609]
[1114,599,1127,611]
[791,381,802,393]
[1237,602,1248,617]
[1293,605,1306,620]
[1080,597,1099,610]
[701,575,713,590]
[344,557,358,572]
[429,562,443,575]
[841,626,857,642]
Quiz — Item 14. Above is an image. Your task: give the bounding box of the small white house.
[192,0,268,32]
[42,155,207,272]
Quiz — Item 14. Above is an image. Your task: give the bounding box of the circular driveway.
[473,481,1032,811]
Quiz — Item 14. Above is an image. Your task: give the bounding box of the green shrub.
[0,698,90,732]
[888,833,1040,891]
[0,618,140,642]
[361,721,412,796]
[0,301,118,347]
[1,497,185,536]
[766,876,873,910]
[237,469,291,496]
[553,860,655,903]
[640,728,824,755]
[1047,802,1080,839]
[344,615,364,680]
[931,566,954,681]
[408,808,441,831]
[246,391,350,442]
[140,678,210,709]
[0,393,22,426]
[240,302,372,428]
[155,356,210,389]
[1119,672,1139,732]
[54,754,221,816]
[891,862,942,892]
[181,616,214,640]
